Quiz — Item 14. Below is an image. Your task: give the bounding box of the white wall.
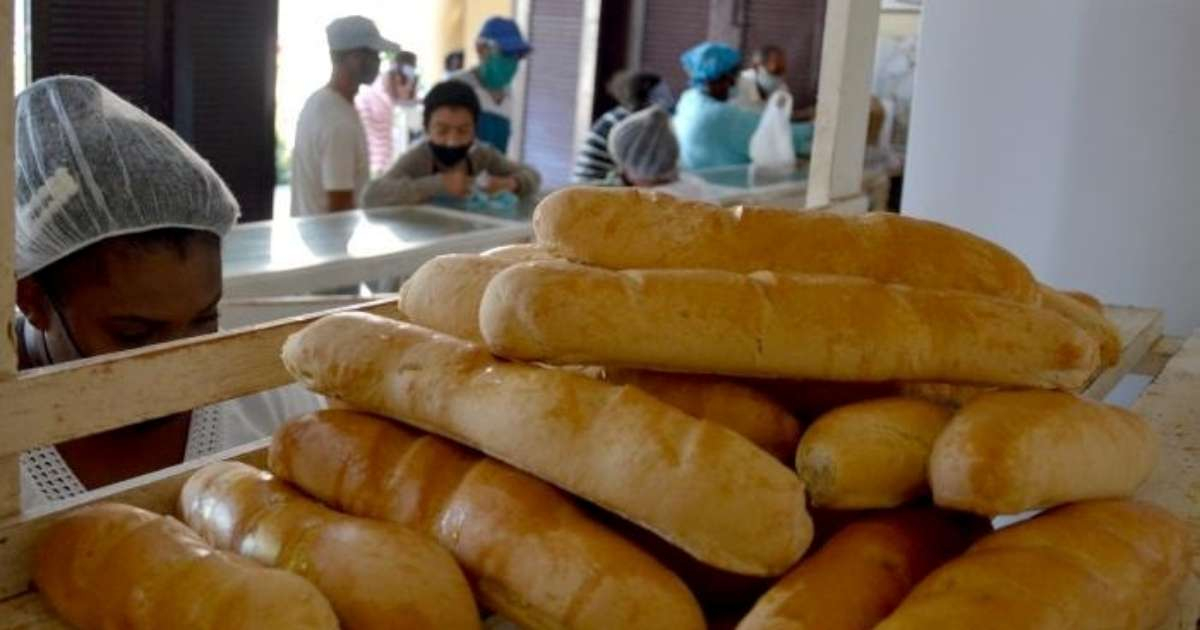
[903,1,1200,335]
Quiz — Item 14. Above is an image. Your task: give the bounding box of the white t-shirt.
[290,86,370,217]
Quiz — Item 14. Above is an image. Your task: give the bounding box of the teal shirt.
[672,88,813,170]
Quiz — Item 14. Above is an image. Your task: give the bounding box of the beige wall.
[878,10,919,38]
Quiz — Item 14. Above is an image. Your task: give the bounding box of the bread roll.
[796,398,954,509]
[180,461,479,630]
[876,500,1191,630]
[283,313,811,576]
[270,411,705,630]
[603,368,801,461]
[480,261,1100,389]
[1062,289,1104,313]
[533,187,1040,303]
[738,509,979,630]
[398,253,512,343]
[399,254,800,459]
[34,502,338,629]
[1041,284,1121,367]
[931,390,1157,515]
[481,242,553,261]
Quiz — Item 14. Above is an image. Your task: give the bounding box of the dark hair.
[606,70,663,111]
[34,228,219,299]
[444,50,465,72]
[395,50,418,67]
[752,45,784,65]
[422,80,480,128]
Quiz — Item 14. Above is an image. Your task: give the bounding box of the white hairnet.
[14,76,239,278]
[608,106,679,184]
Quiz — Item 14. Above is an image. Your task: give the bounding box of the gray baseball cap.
[326,16,401,53]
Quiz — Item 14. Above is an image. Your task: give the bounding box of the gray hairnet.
[608,106,679,183]
[14,76,239,278]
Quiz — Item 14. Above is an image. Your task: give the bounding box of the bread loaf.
[1041,284,1121,367]
[481,242,554,261]
[533,187,1040,303]
[282,313,811,576]
[34,502,338,629]
[399,254,801,459]
[876,500,1191,630]
[738,509,979,630]
[180,461,479,629]
[269,410,705,630]
[930,390,1157,515]
[1063,289,1104,313]
[480,260,1100,389]
[796,398,953,509]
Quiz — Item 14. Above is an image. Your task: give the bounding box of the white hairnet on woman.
[14,75,238,278]
[608,105,680,186]
[12,76,320,512]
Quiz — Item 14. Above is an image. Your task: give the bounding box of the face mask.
[757,71,783,94]
[430,141,471,167]
[479,54,519,90]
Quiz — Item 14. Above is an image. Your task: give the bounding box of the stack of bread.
[34,188,1189,629]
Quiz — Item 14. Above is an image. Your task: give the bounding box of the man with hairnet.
[607,106,719,202]
[673,41,813,170]
[291,16,400,215]
[12,76,321,510]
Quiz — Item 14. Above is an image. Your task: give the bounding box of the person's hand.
[441,168,472,198]
[483,175,519,194]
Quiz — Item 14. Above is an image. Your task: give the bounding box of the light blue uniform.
[672,87,813,170]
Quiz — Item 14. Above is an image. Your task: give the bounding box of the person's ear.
[476,42,489,59]
[16,276,52,332]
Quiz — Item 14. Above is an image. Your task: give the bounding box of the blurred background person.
[356,51,420,175]
[673,41,813,170]
[734,44,790,112]
[572,70,673,184]
[291,15,400,215]
[444,49,465,74]
[450,17,531,154]
[362,80,539,207]
[607,105,717,202]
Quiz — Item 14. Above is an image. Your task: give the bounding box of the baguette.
[399,253,800,459]
[796,398,953,509]
[533,187,1040,303]
[269,410,705,630]
[876,500,1191,630]
[930,390,1157,515]
[282,313,811,576]
[1041,284,1121,367]
[1063,289,1104,313]
[34,502,338,629]
[738,509,979,630]
[480,260,1100,389]
[180,461,479,630]
[481,242,554,261]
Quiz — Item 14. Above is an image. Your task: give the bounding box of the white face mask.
[756,70,783,94]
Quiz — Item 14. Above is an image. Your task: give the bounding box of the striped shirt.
[572,106,630,183]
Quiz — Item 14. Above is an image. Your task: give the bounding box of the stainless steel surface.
[222,205,531,297]
[689,163,810,189]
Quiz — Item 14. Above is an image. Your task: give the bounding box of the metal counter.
[223,205,531,297]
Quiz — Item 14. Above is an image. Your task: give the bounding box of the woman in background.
[571,70,673,184]
[673,42,813,170]
[14,76,321,509]
[607,105,719,202]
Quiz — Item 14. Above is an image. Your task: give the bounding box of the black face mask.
[430,142,471,167]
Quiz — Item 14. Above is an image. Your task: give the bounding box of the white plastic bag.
[749,90,795,167]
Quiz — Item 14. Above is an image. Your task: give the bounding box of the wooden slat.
[0,300,399,458]
[1135,336,1185,378]
[1081,305,1164,400]
[0,439,269,602]
[806,0,880,210]
[1134,331,1200,630]
[1,0,19,518]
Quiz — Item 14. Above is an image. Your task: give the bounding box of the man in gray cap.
[291,16,401,216]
